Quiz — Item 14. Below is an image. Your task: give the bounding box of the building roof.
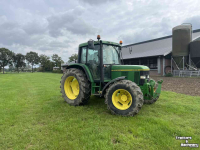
[122,29,200,59]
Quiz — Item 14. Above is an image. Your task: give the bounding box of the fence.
[173,70,200,77]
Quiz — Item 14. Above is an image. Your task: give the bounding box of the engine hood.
[111,65,150,71]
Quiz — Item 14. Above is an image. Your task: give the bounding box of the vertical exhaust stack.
[172,24,192,69]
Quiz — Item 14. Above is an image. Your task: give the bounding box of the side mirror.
[88,40,95,49]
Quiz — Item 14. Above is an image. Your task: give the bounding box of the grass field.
[0,73,200,150]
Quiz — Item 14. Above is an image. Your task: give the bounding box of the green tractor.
[60,35,163,116]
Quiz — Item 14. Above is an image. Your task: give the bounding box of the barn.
[121,29,200,76]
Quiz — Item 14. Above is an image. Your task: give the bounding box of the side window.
[80,47,87,63]
[87,49,99,64]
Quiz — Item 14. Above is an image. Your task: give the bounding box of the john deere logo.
[129,47,132,54]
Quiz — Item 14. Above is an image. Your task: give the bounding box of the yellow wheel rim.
[64,76,79,100]
[112,89,132,110]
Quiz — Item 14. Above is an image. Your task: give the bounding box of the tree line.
[0,48,64,74]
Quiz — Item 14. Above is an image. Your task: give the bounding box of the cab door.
[79,45,100,80]
[87,46,100,80]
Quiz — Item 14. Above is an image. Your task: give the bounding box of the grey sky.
[0,0,200,62]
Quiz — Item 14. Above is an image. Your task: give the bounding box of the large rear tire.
[60,68,90,106]
[105,80,144,116]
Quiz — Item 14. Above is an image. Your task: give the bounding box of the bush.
[165,73,173,77]
[52,70,63,73]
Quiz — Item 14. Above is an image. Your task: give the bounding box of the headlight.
[140,76,146,79]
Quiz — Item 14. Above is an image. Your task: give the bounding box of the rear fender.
[66,64,94,82]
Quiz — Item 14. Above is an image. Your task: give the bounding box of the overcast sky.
[0,0,200,62]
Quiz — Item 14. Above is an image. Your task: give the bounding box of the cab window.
[80,47,87,63]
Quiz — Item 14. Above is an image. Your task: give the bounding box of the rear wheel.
[105,80,144,116]
[60,68,90,106]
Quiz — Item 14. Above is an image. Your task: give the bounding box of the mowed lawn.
[0,73,200,150]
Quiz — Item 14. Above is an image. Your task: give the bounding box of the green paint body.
[67,63,163,101]
[65,40,163,101]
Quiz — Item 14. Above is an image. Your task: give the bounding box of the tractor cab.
[77,35,151,86]
[78,35,122,82]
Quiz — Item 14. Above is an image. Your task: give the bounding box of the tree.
[40,54,50,72]
[51,54,63,69]
[24,64,32,72]
[26,51,40,73]
[68,54,78,62]
[0,48,14,74]
[13,53,26,73]
[47,60,56,71]
[8,64,15,72]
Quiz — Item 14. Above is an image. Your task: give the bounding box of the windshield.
[103,45,121,64]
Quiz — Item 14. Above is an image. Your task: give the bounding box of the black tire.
[105,80,144,116]
[144,78,159,104]
[60,68,90,106]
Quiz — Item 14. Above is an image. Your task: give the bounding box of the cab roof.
[79,40,121,47]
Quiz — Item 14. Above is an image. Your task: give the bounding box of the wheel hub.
[64,76,80,100]
[112,89,132,110]
[121,95,127,101]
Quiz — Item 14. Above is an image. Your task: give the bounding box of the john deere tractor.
[60,35,163,116]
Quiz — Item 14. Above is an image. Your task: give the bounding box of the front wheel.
[105,80,144,116]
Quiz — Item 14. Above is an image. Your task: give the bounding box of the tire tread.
[60,68,91,106]
[105,80,144,116]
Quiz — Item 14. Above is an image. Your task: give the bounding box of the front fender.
[100,76,126,97]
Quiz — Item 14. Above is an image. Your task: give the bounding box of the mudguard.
[100,76,126,97]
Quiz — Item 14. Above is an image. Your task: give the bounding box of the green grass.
[0,73,199,150]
